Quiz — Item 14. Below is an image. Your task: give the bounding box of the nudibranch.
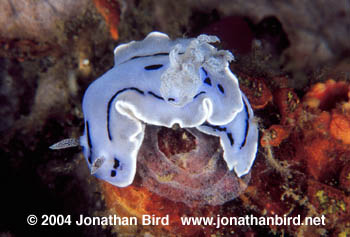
[78,32,258,187]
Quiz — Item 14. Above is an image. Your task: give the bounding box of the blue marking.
[111,170,117,177]
[204,77,212,86]
[144,64,163,70]
[113,158,120,169]
[217,84,225,94]
[201,67,208,76]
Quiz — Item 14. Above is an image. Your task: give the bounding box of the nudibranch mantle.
[80,32,258,187]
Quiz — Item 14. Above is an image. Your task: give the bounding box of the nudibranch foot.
[76,31,258,188]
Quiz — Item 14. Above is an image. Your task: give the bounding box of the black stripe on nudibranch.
[144,64,163,70]
[227,132,234,146]
[107,87,145,140]
[203,122,234,146]
[148,91,164,100]
[204,77,212,86]
[130,87,144,95]
[168,98,175,102]
[86,121,92,149]
[111,170,116,177]
[202,67,208,76]
[86,121,93,164]
[217,84,225,94]
[154,52,170,57]
[193,91,206,99]
[202,122,227,132]
[130,52,169,60]
[127,52,184,63]
[113,158,120,169]
[240,99,250,149]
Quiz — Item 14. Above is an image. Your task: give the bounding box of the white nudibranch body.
[79,32,258,187]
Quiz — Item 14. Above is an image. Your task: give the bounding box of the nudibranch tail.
[76,31,258,188]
